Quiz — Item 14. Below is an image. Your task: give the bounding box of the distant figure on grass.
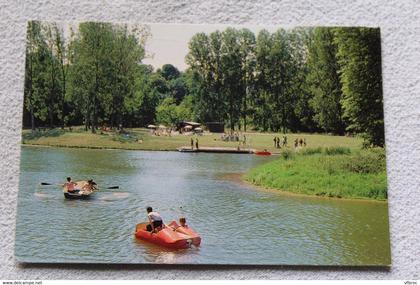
[273,137,277,147]
[190,138,194,150]
[195,138,199,149]
[294,138,299,148]
[64,177,78,193]
[299,138,303,147]
[276,137,281,149]
[303,138,307,147]
[283,135,287,147]
[146,206,163,232]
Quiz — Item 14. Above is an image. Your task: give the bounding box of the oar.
[40,182,119,189]
[106,186,119,189]
[41,182,62,186]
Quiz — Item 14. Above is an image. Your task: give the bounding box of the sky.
[142,23,280,71]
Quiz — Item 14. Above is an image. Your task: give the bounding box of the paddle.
[40,182,119,189]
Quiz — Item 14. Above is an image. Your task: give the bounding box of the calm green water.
[15,146,391,265]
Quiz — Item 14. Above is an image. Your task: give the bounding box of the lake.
[15,146,391,265]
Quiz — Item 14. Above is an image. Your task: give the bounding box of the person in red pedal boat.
[146,206,164,232]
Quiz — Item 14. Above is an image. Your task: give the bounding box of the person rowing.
[82,179,97,193]
[64,177,79,194]
[146,206,164,232]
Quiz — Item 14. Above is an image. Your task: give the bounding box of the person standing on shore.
[195,138,199,150]
[190,137,194,150]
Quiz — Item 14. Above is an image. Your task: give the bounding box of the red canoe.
[167,220,201,246]
[134,222,200,249]
[255,150,272,156]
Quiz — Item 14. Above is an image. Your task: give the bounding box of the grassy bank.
[21,127,363,152]
[244,147,387,201]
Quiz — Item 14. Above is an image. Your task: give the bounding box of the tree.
[160,64,180,81]
[67,22,149,132]
[253,29,273,131]
[306,27,345,134]
[24,21,50,131]
[334,27,384,146]
[108,24,146,129]
[186,31,226,123]
[237,28,256,131]
[43,22,66,128]
[220,28,242,131]
[155,97,178,126]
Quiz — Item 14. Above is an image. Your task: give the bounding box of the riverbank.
[243,147,387,201]
[21,127,363,152]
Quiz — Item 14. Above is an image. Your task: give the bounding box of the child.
[179,217,188,228]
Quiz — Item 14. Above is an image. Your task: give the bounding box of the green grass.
[21,127,363,152]
[244,147,387,201]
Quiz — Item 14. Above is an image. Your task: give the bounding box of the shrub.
[342,149,386,174]
[324,146,351,155]
[112,132,140,143]
[281,149,294,160]
[301,147,323,155]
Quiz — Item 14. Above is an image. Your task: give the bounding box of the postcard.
[16,21,390,265]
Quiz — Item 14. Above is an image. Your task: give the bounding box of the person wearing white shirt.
[146,206,163,232]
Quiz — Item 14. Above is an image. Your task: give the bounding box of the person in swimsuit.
[64,177,78,193]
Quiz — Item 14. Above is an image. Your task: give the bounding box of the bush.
[342,149,386,174]
[111,132,140,143]
[301,147,323,155]
[324,146,351,155]
[281,149,294,160]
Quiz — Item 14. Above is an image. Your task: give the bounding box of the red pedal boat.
[167,220,201,246]
[134,222,200,249]
[255,150,272,156]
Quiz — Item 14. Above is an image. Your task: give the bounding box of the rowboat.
[63,180,95,200]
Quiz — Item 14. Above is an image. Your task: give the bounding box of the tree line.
[23,21,384,146]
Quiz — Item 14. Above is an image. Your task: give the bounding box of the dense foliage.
[23,22,385,146]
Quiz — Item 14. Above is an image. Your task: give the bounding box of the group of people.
[221,132,246,143]
[63,177,97,194]
[294,138,307,148]
[273,135,288,148]
[146,206,188,233]
[273,136,308,149]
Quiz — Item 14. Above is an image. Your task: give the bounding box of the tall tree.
[108,24,146,129]
[306,27,345,134]
[186,31,226,123]
[238,28,256,131]
[253,29,273,131]
[24,21,50,131]
[220,28,242,131]
[334,27,384,146]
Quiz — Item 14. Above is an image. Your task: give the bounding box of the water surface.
[15,146,391,265]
